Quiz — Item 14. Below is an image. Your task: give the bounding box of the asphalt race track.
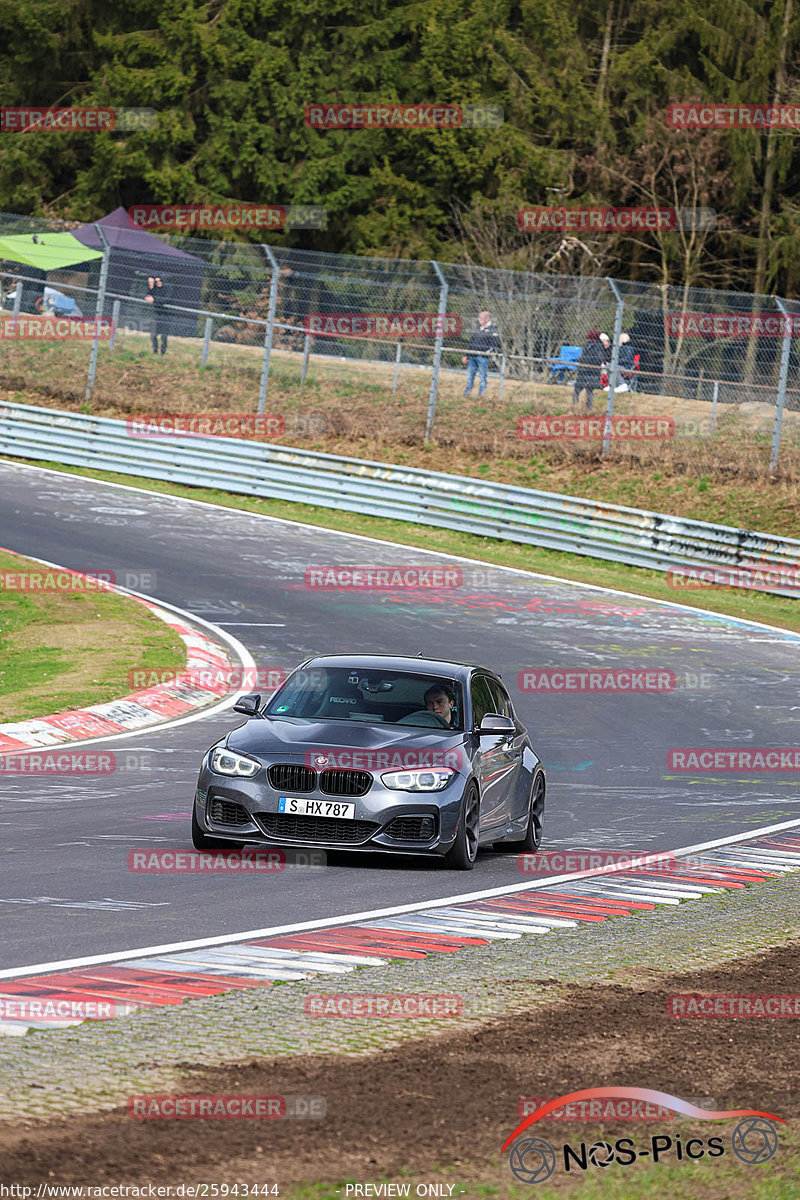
[1,460,799,971]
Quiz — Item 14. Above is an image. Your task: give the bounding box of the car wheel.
[191,806,244,851]
[497,772,545,853]
[445,783,480,870]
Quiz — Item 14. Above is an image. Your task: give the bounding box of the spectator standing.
[145,275,171,355]
[617,332,635,390]
[462,310,500,397]
[605,332,635,393]
[572,328,604,411]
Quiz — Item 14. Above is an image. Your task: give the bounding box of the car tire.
[496,771,545,853]
[191,806,244,851]
[445,783,480,870]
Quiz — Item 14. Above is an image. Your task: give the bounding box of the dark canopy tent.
[72,208,206,337]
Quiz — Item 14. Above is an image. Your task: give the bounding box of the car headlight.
[209,747,260,778]
[381,768,454,791]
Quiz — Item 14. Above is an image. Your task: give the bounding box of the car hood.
[225,716,466,760]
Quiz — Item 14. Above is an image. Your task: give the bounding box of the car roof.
[303,654,502,682]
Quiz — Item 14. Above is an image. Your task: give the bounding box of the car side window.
[470,675,496,727]
[487,678,513,720]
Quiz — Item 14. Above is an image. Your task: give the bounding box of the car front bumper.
[193,767,468,856]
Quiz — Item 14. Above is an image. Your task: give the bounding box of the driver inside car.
[424,683,458,728]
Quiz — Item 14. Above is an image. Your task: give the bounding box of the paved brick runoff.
[4,842,800,1123]
[3,828,800,1040]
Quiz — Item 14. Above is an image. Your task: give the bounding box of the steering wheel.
[397,709,450,729]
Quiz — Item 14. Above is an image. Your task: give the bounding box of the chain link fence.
[2,209,800,478]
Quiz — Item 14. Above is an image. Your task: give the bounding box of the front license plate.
[278,796,356,819]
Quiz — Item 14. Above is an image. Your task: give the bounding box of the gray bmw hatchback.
[192,654,545,869]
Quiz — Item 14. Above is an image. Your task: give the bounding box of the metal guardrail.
[1,399,798,598]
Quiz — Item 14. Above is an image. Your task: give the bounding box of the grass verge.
[2,329,800,532]
[0,546,186,722]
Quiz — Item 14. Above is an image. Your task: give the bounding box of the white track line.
[2,462,800,978]
[3,816,800,980]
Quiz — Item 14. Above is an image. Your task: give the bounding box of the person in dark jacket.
[605,332,636,393]
[145,275,171,355]
[617,331,635,390]
[462,310,500,396]
[573,328,604,411]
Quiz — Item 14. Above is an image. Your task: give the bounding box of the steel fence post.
[201,316,213,367]
[85,224,111,403]
[11,278,22,328]
[425,261,448,443]
[498,354,506,400]
[109,299,120,348]
[257,245,279,415]
[711,380,719,432]
[770,296,792,476]
[393,340,402,392]
[301,333,311,384]
[602,278,625,456]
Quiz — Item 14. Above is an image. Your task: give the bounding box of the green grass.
[5,456,800,637]
[0,546,186,721]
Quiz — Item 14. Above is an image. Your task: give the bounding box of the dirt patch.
[1,940,797,1187]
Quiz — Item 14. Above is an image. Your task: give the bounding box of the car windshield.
[264,667,464,730]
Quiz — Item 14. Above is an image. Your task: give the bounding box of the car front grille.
[268,764,316,792]
[384,816,436,841]
[208,798,252,827]
[319,769,372,796]
[254,813,379,844]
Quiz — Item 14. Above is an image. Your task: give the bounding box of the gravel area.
[2,871,799,1123]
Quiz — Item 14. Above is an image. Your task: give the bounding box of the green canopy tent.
[0,232,103,313]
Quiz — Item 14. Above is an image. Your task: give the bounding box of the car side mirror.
[477,713,515,735]
[232,693,262,716]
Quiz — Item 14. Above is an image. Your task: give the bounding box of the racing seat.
[310,685,364,719]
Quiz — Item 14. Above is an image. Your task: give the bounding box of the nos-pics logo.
[503,1088,782,1184]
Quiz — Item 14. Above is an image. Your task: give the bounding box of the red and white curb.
[3,821,800,1035]
[0,563,236,757]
